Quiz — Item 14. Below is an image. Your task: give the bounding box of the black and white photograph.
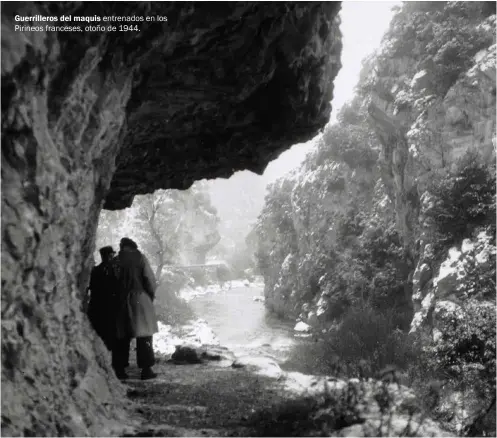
[2,1,496,436]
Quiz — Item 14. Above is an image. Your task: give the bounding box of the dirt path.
[115,353,452,438]
[119,358,295,436]
[111,320,451,437]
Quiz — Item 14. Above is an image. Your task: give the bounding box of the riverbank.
[120,318,296,436]
[117,316,449,437]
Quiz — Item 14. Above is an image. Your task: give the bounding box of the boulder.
[171,345,203,364]
[170,344,236,366]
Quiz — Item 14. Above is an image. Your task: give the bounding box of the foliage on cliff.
[254,2,495,434]
[423,151,496,259]
[254,96,411,325]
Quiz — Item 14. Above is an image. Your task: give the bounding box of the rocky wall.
[410,43,496,333]
[365,8,496,433]
[2,4,133,433]
[369,38,496,335]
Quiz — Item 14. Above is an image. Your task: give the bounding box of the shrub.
[159,267,194,294]
[426,301,496,400]
[403,301,496,436]
[283,306,419,379]
[245,369,446,437]
[244,384,365,437]
[155,283,195,325]
[359,220,412,316]
[245,396,323,437]
[456,228,497,302]
[425,152,496,258]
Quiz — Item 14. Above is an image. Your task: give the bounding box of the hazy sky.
[263,1,400,183]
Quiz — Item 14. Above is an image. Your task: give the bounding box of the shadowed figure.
[87,246,119,351]
[113,237,159,380]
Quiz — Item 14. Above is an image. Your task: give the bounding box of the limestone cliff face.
[269,159,379,321]
[1,2,342,435]
[256,116,388,322]
[368,8,495,255]
[2,4,132,434]
[253,5,495,433]
[410,43,496,333]
[366,8,496,336]
[256,5,495,337]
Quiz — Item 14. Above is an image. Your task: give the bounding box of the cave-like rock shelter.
[1,2,342,435]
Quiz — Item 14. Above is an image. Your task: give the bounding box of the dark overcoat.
[87,261,119,350]
[115,248,159,339]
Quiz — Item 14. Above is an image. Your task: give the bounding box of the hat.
[120,237,138,250]
[99,246,115,257]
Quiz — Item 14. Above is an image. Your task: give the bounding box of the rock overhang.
[1,3,342,435]
[99,2,342,209]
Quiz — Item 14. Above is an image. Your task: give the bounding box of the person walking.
[87,246,119,351]
[113,237,159,380]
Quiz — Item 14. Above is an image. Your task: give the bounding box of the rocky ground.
[118,359,290,437]
[115,321,450,437]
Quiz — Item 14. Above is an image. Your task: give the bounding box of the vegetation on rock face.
[254,97,410,326]
[423,151,496,259]
[359,1,495,107]
[254,1,496,435]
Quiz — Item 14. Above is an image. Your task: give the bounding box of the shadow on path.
[121,359,291,436]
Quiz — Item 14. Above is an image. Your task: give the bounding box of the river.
[187,283,307,364]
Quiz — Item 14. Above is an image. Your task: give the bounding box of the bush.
[321,214,412,326]
[283,306,419,379]
[425,152,496,258]
[246,366,449,437]
[425,301,496,401]
[155,283,195,325]
[449,227,497,303]
[401,301,496,436]
[159,267,194,294]
[244,384,365,437]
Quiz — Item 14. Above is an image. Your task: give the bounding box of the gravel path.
[120,358,294,436]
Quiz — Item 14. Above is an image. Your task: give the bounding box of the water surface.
[188,285,303,362]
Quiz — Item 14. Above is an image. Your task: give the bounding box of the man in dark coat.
[113,237,159,380]
[87,246,119,351]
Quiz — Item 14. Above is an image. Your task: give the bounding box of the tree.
[95,209,130,260]
[132,191,178,279]
[131,183,221,280]
[96,182,221,283]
